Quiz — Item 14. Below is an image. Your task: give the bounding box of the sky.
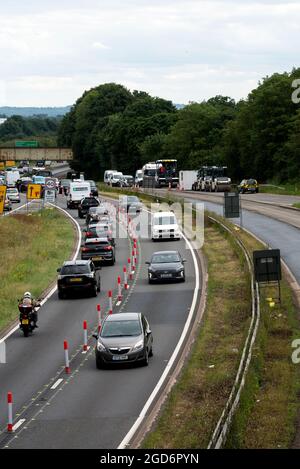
[0,0,299,106]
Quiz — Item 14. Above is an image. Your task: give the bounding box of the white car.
[135,169,143,187]
[151,211,181,241]
[104,170,117,184]
[6,187,21,203]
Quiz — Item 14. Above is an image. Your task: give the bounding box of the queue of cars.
[55,182,185,369]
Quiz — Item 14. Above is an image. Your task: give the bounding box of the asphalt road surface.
[157,189,300,283]
[0,193,200,448]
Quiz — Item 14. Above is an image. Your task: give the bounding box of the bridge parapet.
[0,148,73,161]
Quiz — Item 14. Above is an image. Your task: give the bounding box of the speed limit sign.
[45,178,56,190]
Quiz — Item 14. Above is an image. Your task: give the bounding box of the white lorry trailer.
[179,170,198,191]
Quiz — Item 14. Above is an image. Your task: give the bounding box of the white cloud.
[92,42,110,50]
[0,1,299,105]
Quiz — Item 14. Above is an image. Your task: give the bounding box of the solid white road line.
[50,378,64,390]
[0,201,82,345]
[12,419,26,432]
[118,207,200,449]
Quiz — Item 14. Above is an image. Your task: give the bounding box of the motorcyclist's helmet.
[24,292,32,299]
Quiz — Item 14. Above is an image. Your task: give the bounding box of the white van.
[135,169,143,187]
[6,170,20,187]
[151,211,181,241]
[67,181,91,209]
[104,170,117,184]
[109,172,123,187]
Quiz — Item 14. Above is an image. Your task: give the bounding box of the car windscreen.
[247,179,256,185]
[87,180,96,187]
[151,253,181,263]
[82,198,99,206]
[127,196,139,202]
[155,216,176,225]
[61,265,90,275]
[101,320,142,338]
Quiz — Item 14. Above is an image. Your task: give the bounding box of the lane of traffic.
[7,229,198,448]
[0,193,132,435]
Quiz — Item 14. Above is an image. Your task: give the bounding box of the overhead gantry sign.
[0,148,73,161]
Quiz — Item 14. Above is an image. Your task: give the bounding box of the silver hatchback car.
[94,312,153,368]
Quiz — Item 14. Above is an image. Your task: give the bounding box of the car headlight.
[133,339,144,351]
[97,341,106,352]
[57,275,63,280]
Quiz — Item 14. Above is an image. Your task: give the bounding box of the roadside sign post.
[26,183,42,213]
[0,185,7,215]
[223,192,242,226]
[44,189,56,205]
[15,141,38,148]
[253,249,282,304]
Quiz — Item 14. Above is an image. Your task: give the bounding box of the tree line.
[0,115,61,146]
[56,67,300,182]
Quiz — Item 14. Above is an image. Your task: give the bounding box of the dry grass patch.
[0,209,75,332]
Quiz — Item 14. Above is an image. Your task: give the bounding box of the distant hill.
[0,106,71,117]
[175,103,185,110]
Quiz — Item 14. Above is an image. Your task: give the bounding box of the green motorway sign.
[15,141,38,148]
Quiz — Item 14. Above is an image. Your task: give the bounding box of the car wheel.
[149,346,153,357]
[142,349,149,366]
[148,278,153,284]
[92,285,98,297]
[58,291,65,299]
[96,355,105,369]
[97,281,101,292]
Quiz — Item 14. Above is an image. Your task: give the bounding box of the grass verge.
[292,203,300,209]
[98,185,300,448]
[225,228,300,448]
[142,216,251,448]
[0,208,75,332]
[260,182,300,196]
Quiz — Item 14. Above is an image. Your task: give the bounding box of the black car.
[84,225,115,246]
[146,250,186,283]
[119,195,142,213]
[78,197,100,218]
[59,179,71,195]
[86,205,108,225]
[86,180,99,197]
[81,238,115,265]
[94,312,153,368]
[17,177,33,193]
[57,260,101,299]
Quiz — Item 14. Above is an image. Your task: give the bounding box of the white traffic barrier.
[108,290,113,315]
[83,321,88,352]
[123,266,128,290]
[7,392,13,432]
[64,340,70,374]
[97,304,101,333]
[132,249,136,273]
[128,258,133,281]
[118,276,122,301]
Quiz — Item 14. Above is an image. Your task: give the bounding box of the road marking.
[0,201,82,345]
[81,346,90,354]
[12,419,26,432]
[50,378,64,390]
[118,205,200,449]
[116,300,122,306]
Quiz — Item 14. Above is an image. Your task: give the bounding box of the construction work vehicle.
[192,166,231,192]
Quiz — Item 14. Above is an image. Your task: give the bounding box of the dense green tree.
[58,84,177,178]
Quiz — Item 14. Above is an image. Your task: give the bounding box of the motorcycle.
[18,302,40,337]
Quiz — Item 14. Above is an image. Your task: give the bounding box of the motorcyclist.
[19,292,40,328]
